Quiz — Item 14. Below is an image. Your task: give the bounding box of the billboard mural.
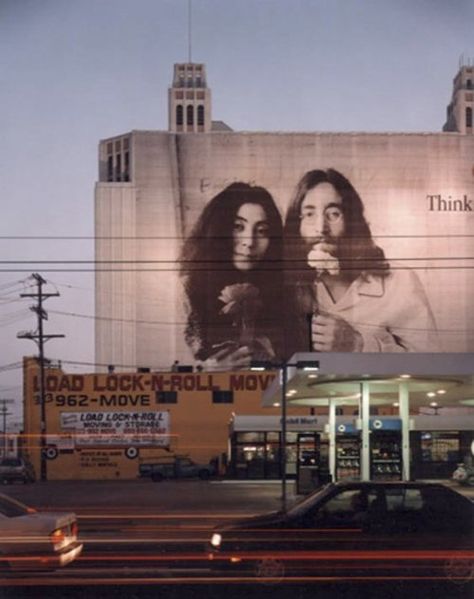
[179,170,441,367]
[95,132,474,369]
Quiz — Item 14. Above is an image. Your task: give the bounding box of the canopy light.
[250,360,319,371]
[250,361,277,371]
[295,361,319,371]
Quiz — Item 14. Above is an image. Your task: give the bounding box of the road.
[1,479,473,598]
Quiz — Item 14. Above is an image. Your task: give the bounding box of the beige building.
[95,62,474,371]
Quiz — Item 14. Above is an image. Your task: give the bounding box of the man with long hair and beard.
[284,168,439,355]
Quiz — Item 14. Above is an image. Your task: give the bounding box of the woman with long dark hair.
[180,182,283,369]
[284,168,438,353]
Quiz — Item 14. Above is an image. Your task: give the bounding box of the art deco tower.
[168,63,212,133]
[443,62,473,134]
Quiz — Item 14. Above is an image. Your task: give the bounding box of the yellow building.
[22,357,315,480]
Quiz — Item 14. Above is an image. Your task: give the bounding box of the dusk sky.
[1,0,473,422]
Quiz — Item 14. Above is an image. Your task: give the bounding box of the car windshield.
[0,493,30,518]
[286,483,336,518]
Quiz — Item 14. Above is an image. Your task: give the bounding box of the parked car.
[0,457,35,484]
[0,492,83,571]
[208,481,474,584]
[139,455,217,482]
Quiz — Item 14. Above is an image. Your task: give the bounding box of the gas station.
[261,353,474,490]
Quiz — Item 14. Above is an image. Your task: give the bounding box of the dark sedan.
[208,481,474,584]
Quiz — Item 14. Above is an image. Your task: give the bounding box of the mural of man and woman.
[180,169,439,369]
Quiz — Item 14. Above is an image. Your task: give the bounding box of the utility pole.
[0,399,14,458]
[17,273,64,481]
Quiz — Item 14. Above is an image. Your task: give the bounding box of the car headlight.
[210,533,222,548]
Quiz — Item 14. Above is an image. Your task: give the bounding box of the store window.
[420,431,460,463]
[233,431,280,479]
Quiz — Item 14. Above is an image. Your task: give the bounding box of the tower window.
[123,151,130,182]
[467,79,472,89]
[115,154,122,182]
[107,156,113,182]
[187,105,194,126]
[197,105,204,126]
[467,107,473,128]
[176,105,183,126]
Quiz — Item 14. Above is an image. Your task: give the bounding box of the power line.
[53,358,174,372]
[1,266,474,273]
[1,256,474,264]
[0,233,474,240]
[48,308,474,334]
[0,362,23,374]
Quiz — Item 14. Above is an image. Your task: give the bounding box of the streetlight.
[251,359,319,512]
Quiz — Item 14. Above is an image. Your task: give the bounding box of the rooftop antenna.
[188,0,192,63]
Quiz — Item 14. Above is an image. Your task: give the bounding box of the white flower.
[307,244,340,276]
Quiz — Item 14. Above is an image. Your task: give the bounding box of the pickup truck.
[0,457,36,484]
[139,456,216,482]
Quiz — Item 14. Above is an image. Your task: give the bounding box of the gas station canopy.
[262,353,474,410]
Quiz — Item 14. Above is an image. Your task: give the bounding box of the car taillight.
[71,521,78,537]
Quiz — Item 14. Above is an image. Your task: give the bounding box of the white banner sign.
[60,411,170,447]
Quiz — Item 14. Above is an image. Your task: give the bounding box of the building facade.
[21,358,473,482]
[95,62,474,371]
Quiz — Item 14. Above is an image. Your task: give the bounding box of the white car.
[0,493,83,571]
